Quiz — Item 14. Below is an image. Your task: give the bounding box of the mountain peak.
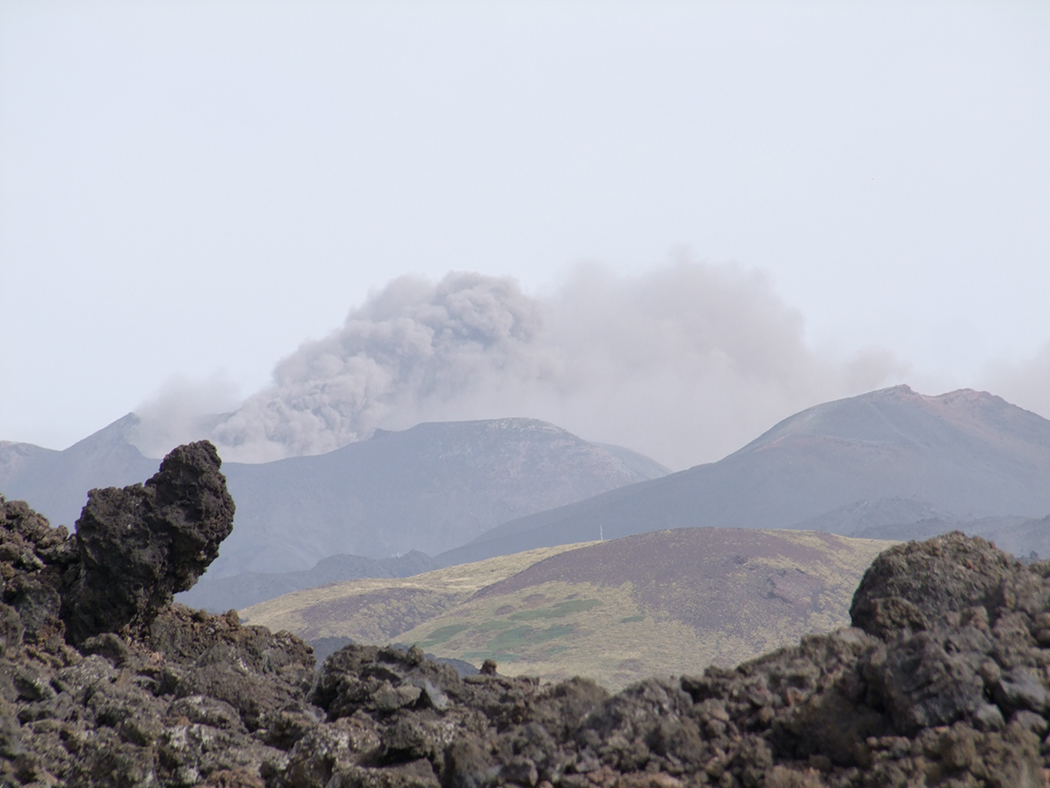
[451,386,1050,564]
[65,412,142,452]
[867,385,1012,413]
[739,385,1042,455]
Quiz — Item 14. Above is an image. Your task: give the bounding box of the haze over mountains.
[212,418,667,576]
[442,385,1050,564]
[0,414,160,530]
[130,267,907,470]
[0,414,667,575]
[3,384,1050,616]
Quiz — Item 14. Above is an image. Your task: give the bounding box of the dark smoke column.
[63,441,235,644]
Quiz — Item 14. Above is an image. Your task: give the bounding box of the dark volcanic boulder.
[63,441,235,643]
[0,497,76,650]
[850,530,1015,638]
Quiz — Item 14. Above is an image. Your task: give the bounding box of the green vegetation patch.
[488,624,575,651]
[419,623,471,646]
[536,644,569,657]
[508,599,602,620]
[481,619,514,631]
[619,615,645,623]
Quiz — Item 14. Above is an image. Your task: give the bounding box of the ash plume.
[981,343,1050,424]
[208,272,552,463]
[132,374,240,460]
[137,262,909,469]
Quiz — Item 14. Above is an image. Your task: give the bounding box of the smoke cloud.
[981,344,1050,424]
[209,272,552,462]
[131,374,240,459]
[135,262,911,469]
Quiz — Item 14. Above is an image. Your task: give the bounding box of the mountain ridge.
[439,385,1050,565]
[0,414,670,579]
[0,413,160,528]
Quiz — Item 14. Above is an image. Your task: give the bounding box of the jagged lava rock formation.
[66,441,235,644]
[3,445,1050,786]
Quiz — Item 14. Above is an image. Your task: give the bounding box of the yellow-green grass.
[396,579,704,689]
[240,542,598,642]
[241,529,894,691]
[395,529,892,689]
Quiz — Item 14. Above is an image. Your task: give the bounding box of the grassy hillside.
[241,543,594,642]
[242,529,893,690]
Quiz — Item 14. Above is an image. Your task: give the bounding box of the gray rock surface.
[849,531,1015,639]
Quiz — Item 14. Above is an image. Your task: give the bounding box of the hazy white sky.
[1,1,1048,465]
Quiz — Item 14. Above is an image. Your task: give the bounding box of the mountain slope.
[177,550,444,611]
[440,386,1050,565]
[853,513,1050,558]
[2,415,668,578]
[242,527,892,690]
[210,418,667,576]
[0,415,160,528]
[240,544,587,643]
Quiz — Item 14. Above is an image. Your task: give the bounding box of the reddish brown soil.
[471,528,868,639]
[298,587,462,640]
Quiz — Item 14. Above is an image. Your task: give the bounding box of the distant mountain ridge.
[0,415,669,579]
[439,386,1050,565]
[8,385,1050,611]
[0,414,160,528]
[210,418,668,577]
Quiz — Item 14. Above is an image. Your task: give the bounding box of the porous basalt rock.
[849,531,1015,638]
[64,440,235,644]
[3,463,1050,788]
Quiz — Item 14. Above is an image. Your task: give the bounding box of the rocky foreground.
[2,444,1050,786]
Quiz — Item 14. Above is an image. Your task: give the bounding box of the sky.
[1,1,1048,470]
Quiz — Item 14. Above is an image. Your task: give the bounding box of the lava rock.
[850,531,1014,637]
[63,441,235,643]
